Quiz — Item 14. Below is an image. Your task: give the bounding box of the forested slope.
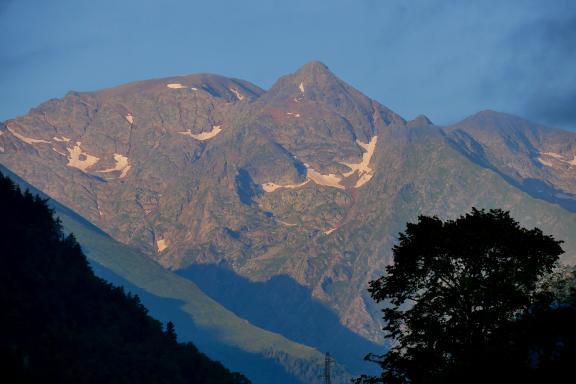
[0,172,249,384]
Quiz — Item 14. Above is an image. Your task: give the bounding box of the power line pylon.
[319,352,334,384]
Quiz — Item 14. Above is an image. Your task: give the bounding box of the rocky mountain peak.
[407,114,433,127]
[4,62,576,358]
[294,60,334,81]
[263,60,351,103]
[90,73,265,103]
[455,110,534,130]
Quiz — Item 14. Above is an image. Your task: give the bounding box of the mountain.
[0,165,353,384]
[1,61,575,350]
[446,110,576,212]
[0,171,249,384]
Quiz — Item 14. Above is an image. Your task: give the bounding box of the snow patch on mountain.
[97,154,132,179]
[305,164,345,189]
[178,125,223,141]
[538,151,576,168]
[229,88,244,101]
[262,179,309,192]
[277,219,298,227]
[8,127,51,145]
[67,142,100,172]
[324,227,337,235]
[166,83,187,89]
[52,148,67,156]
[263,138,378,192]
[340,136,378,188]
[156,238,168,252]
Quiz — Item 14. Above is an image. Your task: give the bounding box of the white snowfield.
[178,125,222,141]
[355,172,375,188]
[125,114,134,125]
[277,219,298,227]
[67,142,100,172]
[156,239,168,253]
[52,148,67,156]
[305,165,346,189]
[324,227,337,235]
[340,136,378,188]
[166,83,187,89]
[97,154,132,179]
[53,136,71,142]
[229,88,245,101]
[262,135,378,192]
[286,112,301,118]
[299,82,305,93]
[538,157,555,167]
[7,127,51,144]
[262,179,310,192]
[262,164,346,191]
[538,151,576,168]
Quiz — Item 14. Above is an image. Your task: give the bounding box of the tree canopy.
[0,172,250,384]
[357,208,566,384]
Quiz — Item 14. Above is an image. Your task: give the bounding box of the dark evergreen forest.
[0,172,250,384]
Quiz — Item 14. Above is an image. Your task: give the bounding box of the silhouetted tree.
[356,208,564,384]
[0,172,250,384]
[166,321,177,342]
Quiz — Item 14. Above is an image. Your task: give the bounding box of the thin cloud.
[487,2,576,130]
[522,15,576,129]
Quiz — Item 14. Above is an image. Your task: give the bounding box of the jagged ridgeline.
[2,62,576,347]
[2,61,576,383]
[0,172,249,384]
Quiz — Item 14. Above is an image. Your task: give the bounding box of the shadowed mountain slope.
[0,171,250,384]
[0,166,352,384]
[1,62,575,347]
[446,110,576,212]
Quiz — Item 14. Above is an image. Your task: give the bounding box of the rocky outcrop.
[2,63,576,344]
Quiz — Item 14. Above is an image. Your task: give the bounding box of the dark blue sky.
[1,0,575,130]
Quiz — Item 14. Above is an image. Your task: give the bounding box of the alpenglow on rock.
[2,62,576,343]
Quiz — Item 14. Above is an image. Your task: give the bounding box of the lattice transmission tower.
[319,352,334,384]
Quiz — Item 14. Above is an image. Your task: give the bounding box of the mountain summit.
[272,61,338,89]
[289,60,337,88]
[1,63,576,351]
[288,60,343,95]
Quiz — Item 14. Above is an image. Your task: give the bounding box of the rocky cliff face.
[2,61,576,342]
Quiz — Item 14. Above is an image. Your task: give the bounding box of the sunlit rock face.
[2,62,576,343]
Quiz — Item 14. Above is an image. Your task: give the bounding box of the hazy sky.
[1,0,575,130]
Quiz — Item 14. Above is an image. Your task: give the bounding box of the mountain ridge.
[1,61,576,348]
